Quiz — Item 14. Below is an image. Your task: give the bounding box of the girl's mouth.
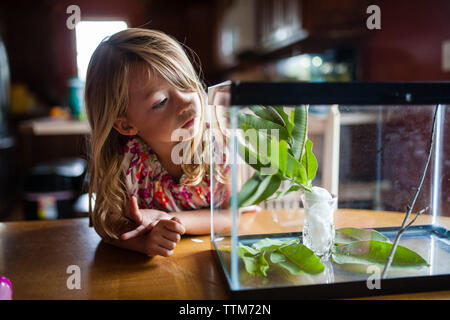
[182,117,196,128]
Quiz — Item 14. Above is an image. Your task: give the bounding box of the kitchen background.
[0,0,449,221]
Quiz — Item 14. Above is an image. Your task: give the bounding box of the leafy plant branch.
[232,104,435,280]
[237,105,318,207]
[381,104,439,279]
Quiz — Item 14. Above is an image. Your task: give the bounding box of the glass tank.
[207,81,450,299]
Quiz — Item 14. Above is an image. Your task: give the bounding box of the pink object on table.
[0,277,13,300]
[239,205,262,214]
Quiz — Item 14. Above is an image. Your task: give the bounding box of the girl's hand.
[120,195,173,240]
[144,218,186,257]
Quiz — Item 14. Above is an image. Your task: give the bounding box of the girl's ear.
[113,117,139,136]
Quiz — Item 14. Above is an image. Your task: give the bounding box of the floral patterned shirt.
[122,136,229,212]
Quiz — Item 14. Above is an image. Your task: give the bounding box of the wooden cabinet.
[257,0,369,51]
[257,0,307,52]
[217,0,370,66]
[302,0,370,37]
[216,0,258,67]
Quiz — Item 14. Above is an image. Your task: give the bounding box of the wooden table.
[1,209,450,300]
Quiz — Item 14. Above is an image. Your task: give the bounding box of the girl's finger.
[162,230,181,243]
[125,195,133,218]
[120,226,145,240]
[163,219,185,235]
[120,222,153,240]
[131,196,143,223]
[125,195,143,224]
[152,245,173,257]
[171,216,182,224]
[156,235,177,251]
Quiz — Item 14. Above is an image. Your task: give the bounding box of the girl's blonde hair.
[85,28,209,240]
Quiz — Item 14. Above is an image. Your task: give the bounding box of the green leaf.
[238,113,289,141]
[239,175,271,207]
[254,175,282,205]
[332,240,428,268]
[274,184,302,200]
[247,129,289,178]
[283,145,305,182]
[292,163,308,186]
[249,106,277,123]
[335,227,390,245]
[251,238,299,252]
[301,139,318,182]
[238,239,326,277]
[288,109,295,135]
[278,140,288,175]
[270,251,305,275]
[272,244,325,275]
[238,243,270,277]
[239,253,270,277]
[237,173,262,208]
[238,242,259,256]
[269,137,288,176]
[237,140,267,171]
[290,109,295,124]
[249,105,286,127]
[272,106,292,133]
[290,105,308,160]
[239,125,273,167]
[238,239,300,277]
[239,174,282,207]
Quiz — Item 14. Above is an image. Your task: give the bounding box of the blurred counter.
[19,118,90,135]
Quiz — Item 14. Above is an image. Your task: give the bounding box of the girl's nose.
[176,91,193,115]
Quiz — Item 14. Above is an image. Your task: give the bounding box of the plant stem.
[381,105,439,279]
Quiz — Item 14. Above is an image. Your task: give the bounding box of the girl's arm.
[117,197,259,241]
[170,209,232,235]
[167,205,260,235]
[123,206,258,239]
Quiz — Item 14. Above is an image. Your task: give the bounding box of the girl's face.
[116,66,203,149]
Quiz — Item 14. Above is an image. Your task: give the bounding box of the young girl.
[85,28,238,257]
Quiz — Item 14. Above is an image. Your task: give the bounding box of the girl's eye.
[152,98,167,110]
